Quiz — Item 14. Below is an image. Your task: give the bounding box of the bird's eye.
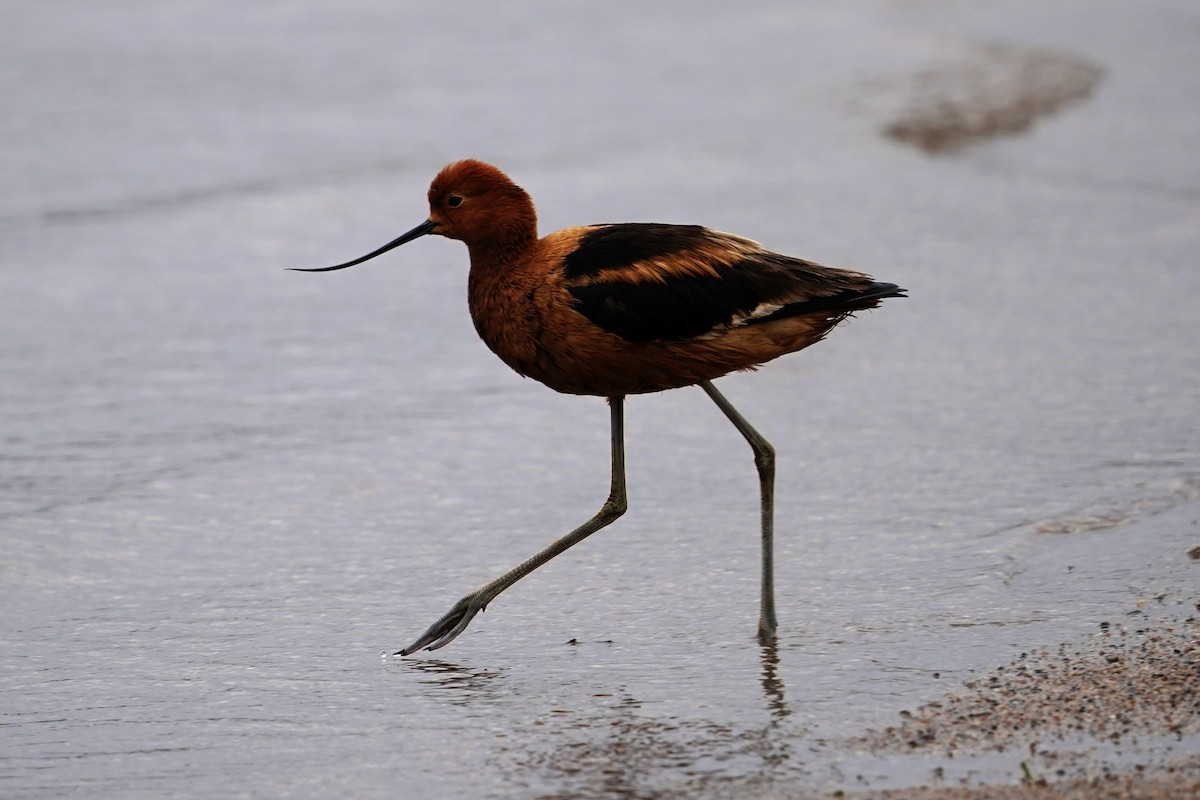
[447,195,464,208]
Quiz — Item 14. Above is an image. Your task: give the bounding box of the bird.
[292,159,904,655]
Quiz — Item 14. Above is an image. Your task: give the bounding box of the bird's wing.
[561,223,885,343]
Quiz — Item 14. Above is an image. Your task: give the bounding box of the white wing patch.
[731,302,785,327]
[691,302,786,339]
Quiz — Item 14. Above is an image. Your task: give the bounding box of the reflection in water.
[754,637,794,777]
[758,637,791,723]
[403,658,507,706]
[500,645,799,799]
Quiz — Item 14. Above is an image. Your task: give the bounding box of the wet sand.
[839,592,1200,799]
[882,44,1104,154]
[850,757,1200,800]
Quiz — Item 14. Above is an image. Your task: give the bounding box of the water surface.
[3,1,1198,797]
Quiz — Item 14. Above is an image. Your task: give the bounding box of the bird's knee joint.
[602,494,628,521]
[754,443,776,474]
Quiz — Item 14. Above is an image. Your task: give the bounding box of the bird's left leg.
[396,397,629,655]
[699,380,777,643]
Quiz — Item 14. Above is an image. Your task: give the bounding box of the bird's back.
[467,222,903,397]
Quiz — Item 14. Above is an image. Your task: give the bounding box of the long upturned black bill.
[289,219,438,272]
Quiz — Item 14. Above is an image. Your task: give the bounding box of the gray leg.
[397,397,629,655]
[699,380,777,643]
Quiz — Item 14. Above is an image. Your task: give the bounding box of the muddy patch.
[1033,476,1200,535]
[882,45,1104,153]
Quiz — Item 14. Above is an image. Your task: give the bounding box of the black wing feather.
[563,224,901,343]
[561,224,712,281]
[567,266,793,342]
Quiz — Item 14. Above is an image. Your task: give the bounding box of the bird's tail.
[839,281,907,311]
[750,281,906,325]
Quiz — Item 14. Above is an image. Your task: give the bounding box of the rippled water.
[3,1,1198,797]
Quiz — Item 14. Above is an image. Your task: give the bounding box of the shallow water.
[3,1,1199,797]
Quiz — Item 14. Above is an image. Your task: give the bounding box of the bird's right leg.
[396,397,629,655]
[699,380,778,644]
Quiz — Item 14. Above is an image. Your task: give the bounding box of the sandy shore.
[837,590,1200,799]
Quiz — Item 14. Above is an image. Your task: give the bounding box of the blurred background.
[3,1,1197,797]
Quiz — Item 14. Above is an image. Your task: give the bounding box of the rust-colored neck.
[466,230,537,275]
[462,192,539,275]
